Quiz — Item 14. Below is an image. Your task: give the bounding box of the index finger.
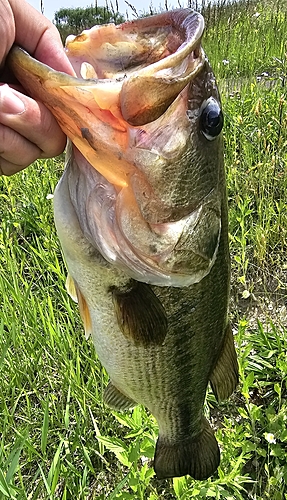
[9,0,74,74]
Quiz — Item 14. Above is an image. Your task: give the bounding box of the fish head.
[8,9,225,286]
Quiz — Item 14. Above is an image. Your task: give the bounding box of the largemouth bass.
[8,9,239,479]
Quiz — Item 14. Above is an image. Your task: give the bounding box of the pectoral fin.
[111,281,168,347]
[66,273,78,302]
[104,381,136,410]
[209,322,239,402]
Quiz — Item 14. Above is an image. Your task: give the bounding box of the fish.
[8,9,239,480]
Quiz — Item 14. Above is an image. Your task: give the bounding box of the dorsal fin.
[209,322,239,402]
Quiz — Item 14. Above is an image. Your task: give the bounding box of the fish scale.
[8,8,239,480]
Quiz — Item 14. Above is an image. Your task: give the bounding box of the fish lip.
[8,9,205,125]
[8,9,205,87]
[7,46,77,83]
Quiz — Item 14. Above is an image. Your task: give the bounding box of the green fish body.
[8,9,238,479]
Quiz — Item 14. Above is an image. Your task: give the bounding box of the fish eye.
[200,97,223,140]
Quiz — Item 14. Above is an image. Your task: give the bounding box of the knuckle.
[0,124,38,169]
[41,114,66,157]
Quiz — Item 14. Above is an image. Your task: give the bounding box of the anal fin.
[210,321,239,402]
[104,381,136,410]
[154,416,220,480]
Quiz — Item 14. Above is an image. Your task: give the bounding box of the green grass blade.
[41,395,49,456]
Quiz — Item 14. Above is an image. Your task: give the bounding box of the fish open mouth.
[8,9,205,188]
[8,10,224,286]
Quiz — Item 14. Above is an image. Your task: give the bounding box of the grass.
[0,0,287,497]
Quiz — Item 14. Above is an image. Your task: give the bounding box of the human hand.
[0,0,74,175]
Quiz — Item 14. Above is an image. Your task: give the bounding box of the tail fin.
[154,417,220,480]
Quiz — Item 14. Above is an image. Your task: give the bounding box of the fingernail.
[0,84,26,115]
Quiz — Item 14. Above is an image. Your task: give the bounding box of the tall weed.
[0,0,286,498]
